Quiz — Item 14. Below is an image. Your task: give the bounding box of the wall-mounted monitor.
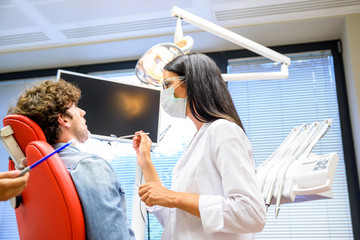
[57,70,161,146]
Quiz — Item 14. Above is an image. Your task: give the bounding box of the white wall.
[341,13,360,188]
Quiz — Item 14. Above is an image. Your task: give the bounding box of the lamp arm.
[222,63,289,81]
[171,6,291,66]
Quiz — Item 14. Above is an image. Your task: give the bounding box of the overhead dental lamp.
[135,43,184,87]
[134,16,194,87]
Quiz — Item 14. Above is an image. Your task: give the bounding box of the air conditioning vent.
[62,17,177,39]
[216,0,360,21]
[0,32,50,46]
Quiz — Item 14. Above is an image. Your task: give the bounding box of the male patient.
[8,79,135,240]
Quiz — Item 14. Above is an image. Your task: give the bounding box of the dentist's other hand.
[0,170,30,201]
[138,182,176,207]
[138,182,200,217]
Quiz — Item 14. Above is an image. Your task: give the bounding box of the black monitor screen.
[57,70,161,145]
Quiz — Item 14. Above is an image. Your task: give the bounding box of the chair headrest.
[3,114,46,152]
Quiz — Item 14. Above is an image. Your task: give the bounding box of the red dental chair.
[3,114,85,240]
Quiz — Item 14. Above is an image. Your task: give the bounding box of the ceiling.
[1,0,360,74]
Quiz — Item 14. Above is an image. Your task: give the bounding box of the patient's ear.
[57,114,70,128]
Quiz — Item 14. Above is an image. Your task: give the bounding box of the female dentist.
[133,53,266,240]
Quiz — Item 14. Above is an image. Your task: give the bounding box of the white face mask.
[160,81,187,119]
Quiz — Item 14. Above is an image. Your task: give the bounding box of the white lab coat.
[150,119,266,240]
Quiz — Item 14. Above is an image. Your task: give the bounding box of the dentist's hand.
[138,182,200,217]
[133,131,161,183]
[138,182,176,207]
[132,131,152,167]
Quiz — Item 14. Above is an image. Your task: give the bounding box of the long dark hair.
[164,53,244,131]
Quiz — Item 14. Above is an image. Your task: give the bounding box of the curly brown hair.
[8,79,81,145]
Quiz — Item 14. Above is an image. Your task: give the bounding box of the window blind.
[227,50,354,239]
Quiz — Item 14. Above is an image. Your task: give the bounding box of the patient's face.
[66,103,89,143]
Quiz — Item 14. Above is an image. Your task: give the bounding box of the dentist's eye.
[162,81,171,90]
